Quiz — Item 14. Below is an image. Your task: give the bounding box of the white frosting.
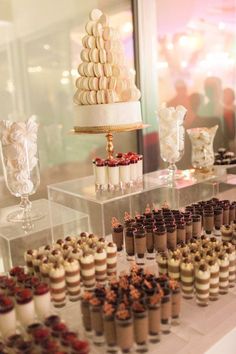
[81,268,95,276]
[49,265,65,278]
[64,259,80,272]
[74,101,142,128]
[81,254,94,264]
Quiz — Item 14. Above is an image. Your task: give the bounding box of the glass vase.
[187,125,218,173]
[158,105,186,182]
[0,118,42,227]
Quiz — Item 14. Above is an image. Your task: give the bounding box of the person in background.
[223,87,236,151]
[167,79,190,110]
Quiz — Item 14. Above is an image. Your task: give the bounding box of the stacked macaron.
[74,8,140,105]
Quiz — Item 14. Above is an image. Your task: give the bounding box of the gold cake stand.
[71,123,149,159]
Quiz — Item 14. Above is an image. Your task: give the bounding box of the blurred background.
[0,0,235,207]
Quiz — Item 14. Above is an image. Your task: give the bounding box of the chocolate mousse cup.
[176,221,186,244]
[103,314,117,353]
[153,226,167,253]
[192,214,201,238]
[185,218,193,242]
[115,316,133,353]
[112,224,124,252]
[145,225,155,259]
[134,229,146,265]
[167,224,177,251]
[90,303,105,345]
[214,207,223,236]
[229,204,235,224]
[81,299,92,335]
[161,288,171,334]
[125,227,135,261]
[133,308,148,353]
[148,300,161,343]
[203,209,214,235]
[171,287,181,325]
[222,201,230,225]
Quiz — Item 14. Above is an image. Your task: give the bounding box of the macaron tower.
[73,8,142,131]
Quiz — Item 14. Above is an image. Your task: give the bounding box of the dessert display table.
[48,169,225,235]
[0,199,89,271]
[56,253,236,354]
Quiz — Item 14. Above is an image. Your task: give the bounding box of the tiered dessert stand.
[72,122,148,160]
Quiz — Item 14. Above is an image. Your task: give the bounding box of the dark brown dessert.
[153,225,167,252]
[167,224,177,251]
[111,217,124,251]
[134,229,146,264]
[115,304,133,353]
[125,227,135,260]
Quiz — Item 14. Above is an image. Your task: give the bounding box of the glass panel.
[156,0,236,169]
[0,0,136,206]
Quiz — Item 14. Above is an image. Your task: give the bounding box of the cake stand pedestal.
[71,123,149,160]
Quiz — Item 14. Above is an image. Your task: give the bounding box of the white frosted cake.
[73,8,142,130]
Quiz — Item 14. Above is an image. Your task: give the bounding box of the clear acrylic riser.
[0,199,89,272]
[55,253,236,354]
[47,169,225,236]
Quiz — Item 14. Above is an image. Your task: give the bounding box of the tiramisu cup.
[111,217,124,252]
[167,224,177,251]
[115,304,133,353]
[180,258,194,299]
[147,291,162,343]
[176,221,186,244]
[208,259,219,301]
[195,263,210,306]
[145,224,155,259]
[226,246,236,287]
[32,254,44,276]
[106,242,117,279]
[80,253,95,290]
[125,227,135,261]
[64,258,81,301]
[49,263,66,308]
[218,253,229,294]
[15,289,35,326]
[89,297,105,345]
[39,259,52,284]
[24,250,37,274]
[156,252,168,275]
[161,287,171,334]
[132,301,148,353]
[0,296,16,338]
[221,225,233,242]
[168,253,180,280]
[49,249,63,263]
[192,214,201,238]
[34,283,51,319]
[134,228,146,265]
[153,226,167,252]
[214,207,223,236]
[95,247,107,285]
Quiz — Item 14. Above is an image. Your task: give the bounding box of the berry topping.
[9,266,25,277]
[0,296,14,313]
[44,315,60,327]
[16,288,33,304]
[34,283,49,296]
